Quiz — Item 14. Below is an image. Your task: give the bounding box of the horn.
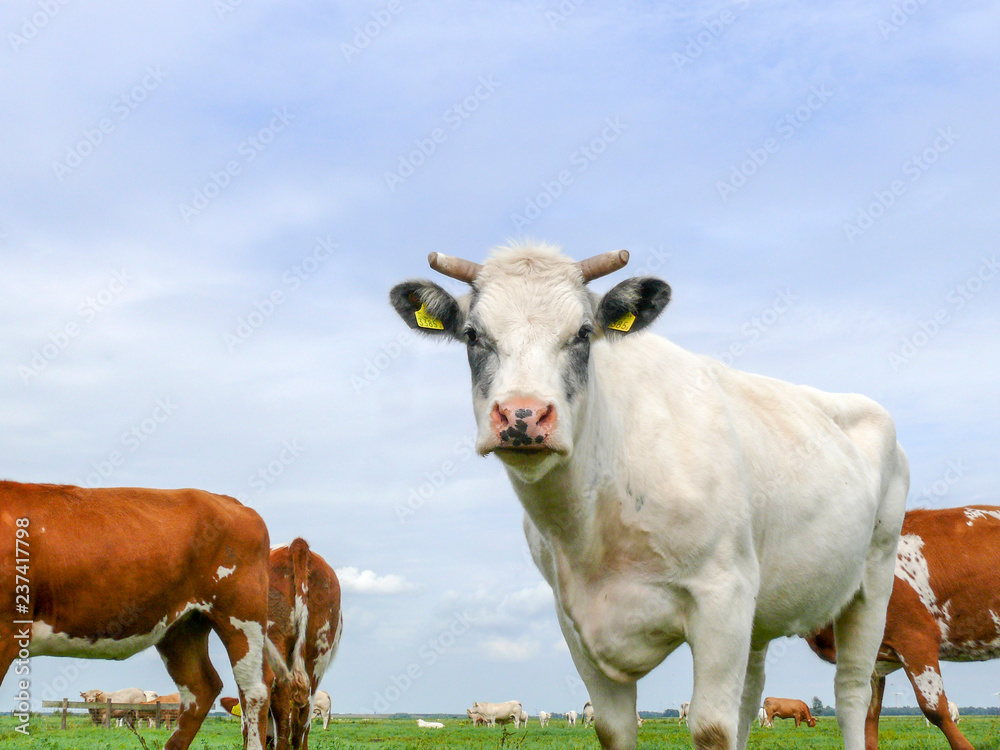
[427,252,481,283]
[577,249,629,282]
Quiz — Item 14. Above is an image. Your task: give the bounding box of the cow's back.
[889,506,1000,661]
[588,336,905,639]
[0,481,268,653]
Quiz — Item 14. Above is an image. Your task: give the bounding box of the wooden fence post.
[155,700,162,729]
[104,698,112,729]
[61,698,67,730]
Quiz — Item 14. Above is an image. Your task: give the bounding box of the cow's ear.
[389,280,465,339]
[596,277,671,336]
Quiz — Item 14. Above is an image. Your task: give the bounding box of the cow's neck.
[506,380,622,559]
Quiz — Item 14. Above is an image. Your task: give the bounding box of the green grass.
[2,715,1000,749]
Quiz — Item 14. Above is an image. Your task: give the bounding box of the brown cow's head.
[805,624,837,664]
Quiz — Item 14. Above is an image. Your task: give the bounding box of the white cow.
[312,690,331,730]
[81,688,148,727]
[758,706,772,728]
[520,709,529,727]
[583,700,595,727]
[636,711,643,727]
[143,691,159,703]
[925,701,959,727]
[679,701,690,725]
[538,710,551,727]
[566,710,578,726]
[467,700,522,727]
[417,718,445,728]
[81,687,147,704]
[391,243,909,750]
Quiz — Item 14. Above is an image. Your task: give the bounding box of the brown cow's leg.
[270,674,292,750]
[865,674,886,750]
[156,616,224,750]
[291,690,312,749]
[215,616,271,750]
[901,657,974,750]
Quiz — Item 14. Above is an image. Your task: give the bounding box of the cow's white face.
[391,243,670,484]
[464,250,593,477]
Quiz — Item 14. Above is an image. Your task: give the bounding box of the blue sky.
[2,0,999,720]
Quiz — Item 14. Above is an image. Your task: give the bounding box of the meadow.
[3,715,1000,749]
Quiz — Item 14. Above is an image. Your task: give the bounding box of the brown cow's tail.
[289,537,312,706]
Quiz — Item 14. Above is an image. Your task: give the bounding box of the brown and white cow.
[0,481,271,750]
[762,697,816,728]
[266,539,343,750]
[808,505,1000,750]
[390,243,908,750]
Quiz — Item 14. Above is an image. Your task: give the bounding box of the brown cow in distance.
[0,481,272,750]
[267,539,342,750]
[222,539,342,750]
[808,505,1000,750]
[136,692,183,729]
[762,697,816,728]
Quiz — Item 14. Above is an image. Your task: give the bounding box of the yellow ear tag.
[414,303,444,330]
[607,311,636,332]
[231,704,242,717]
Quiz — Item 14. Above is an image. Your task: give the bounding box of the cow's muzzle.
[489,398,558,451]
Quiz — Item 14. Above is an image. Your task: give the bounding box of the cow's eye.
[465,328,478,344]
[576,325,593,343]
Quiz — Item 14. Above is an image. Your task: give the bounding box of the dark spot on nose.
[515,408,532,419]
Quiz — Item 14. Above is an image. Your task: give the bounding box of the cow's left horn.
[428,252,481,283]
[577,249,629,282]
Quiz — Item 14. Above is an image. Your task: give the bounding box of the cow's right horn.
[577,249,629,282]
[428,252,481,284]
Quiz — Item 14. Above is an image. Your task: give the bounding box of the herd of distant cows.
[2,243,997,750]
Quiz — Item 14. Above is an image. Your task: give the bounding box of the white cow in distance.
[81,687,147,704]
[391,243,909,750]
[538,710,551,727]
[519,709,529,726]
[417,719,444,728]
[566,710,578,726]
[467,700,522,727]
[678,701,690,725]
[81,688,148,727]
[312,690,331,730]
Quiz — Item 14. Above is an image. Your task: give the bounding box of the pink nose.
[491,398,557,448]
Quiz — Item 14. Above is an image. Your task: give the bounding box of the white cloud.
[336,567,419,595]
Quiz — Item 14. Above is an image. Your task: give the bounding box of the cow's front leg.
[555,609,638,750]
[735,644,767,750]
[687,580,755,750]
